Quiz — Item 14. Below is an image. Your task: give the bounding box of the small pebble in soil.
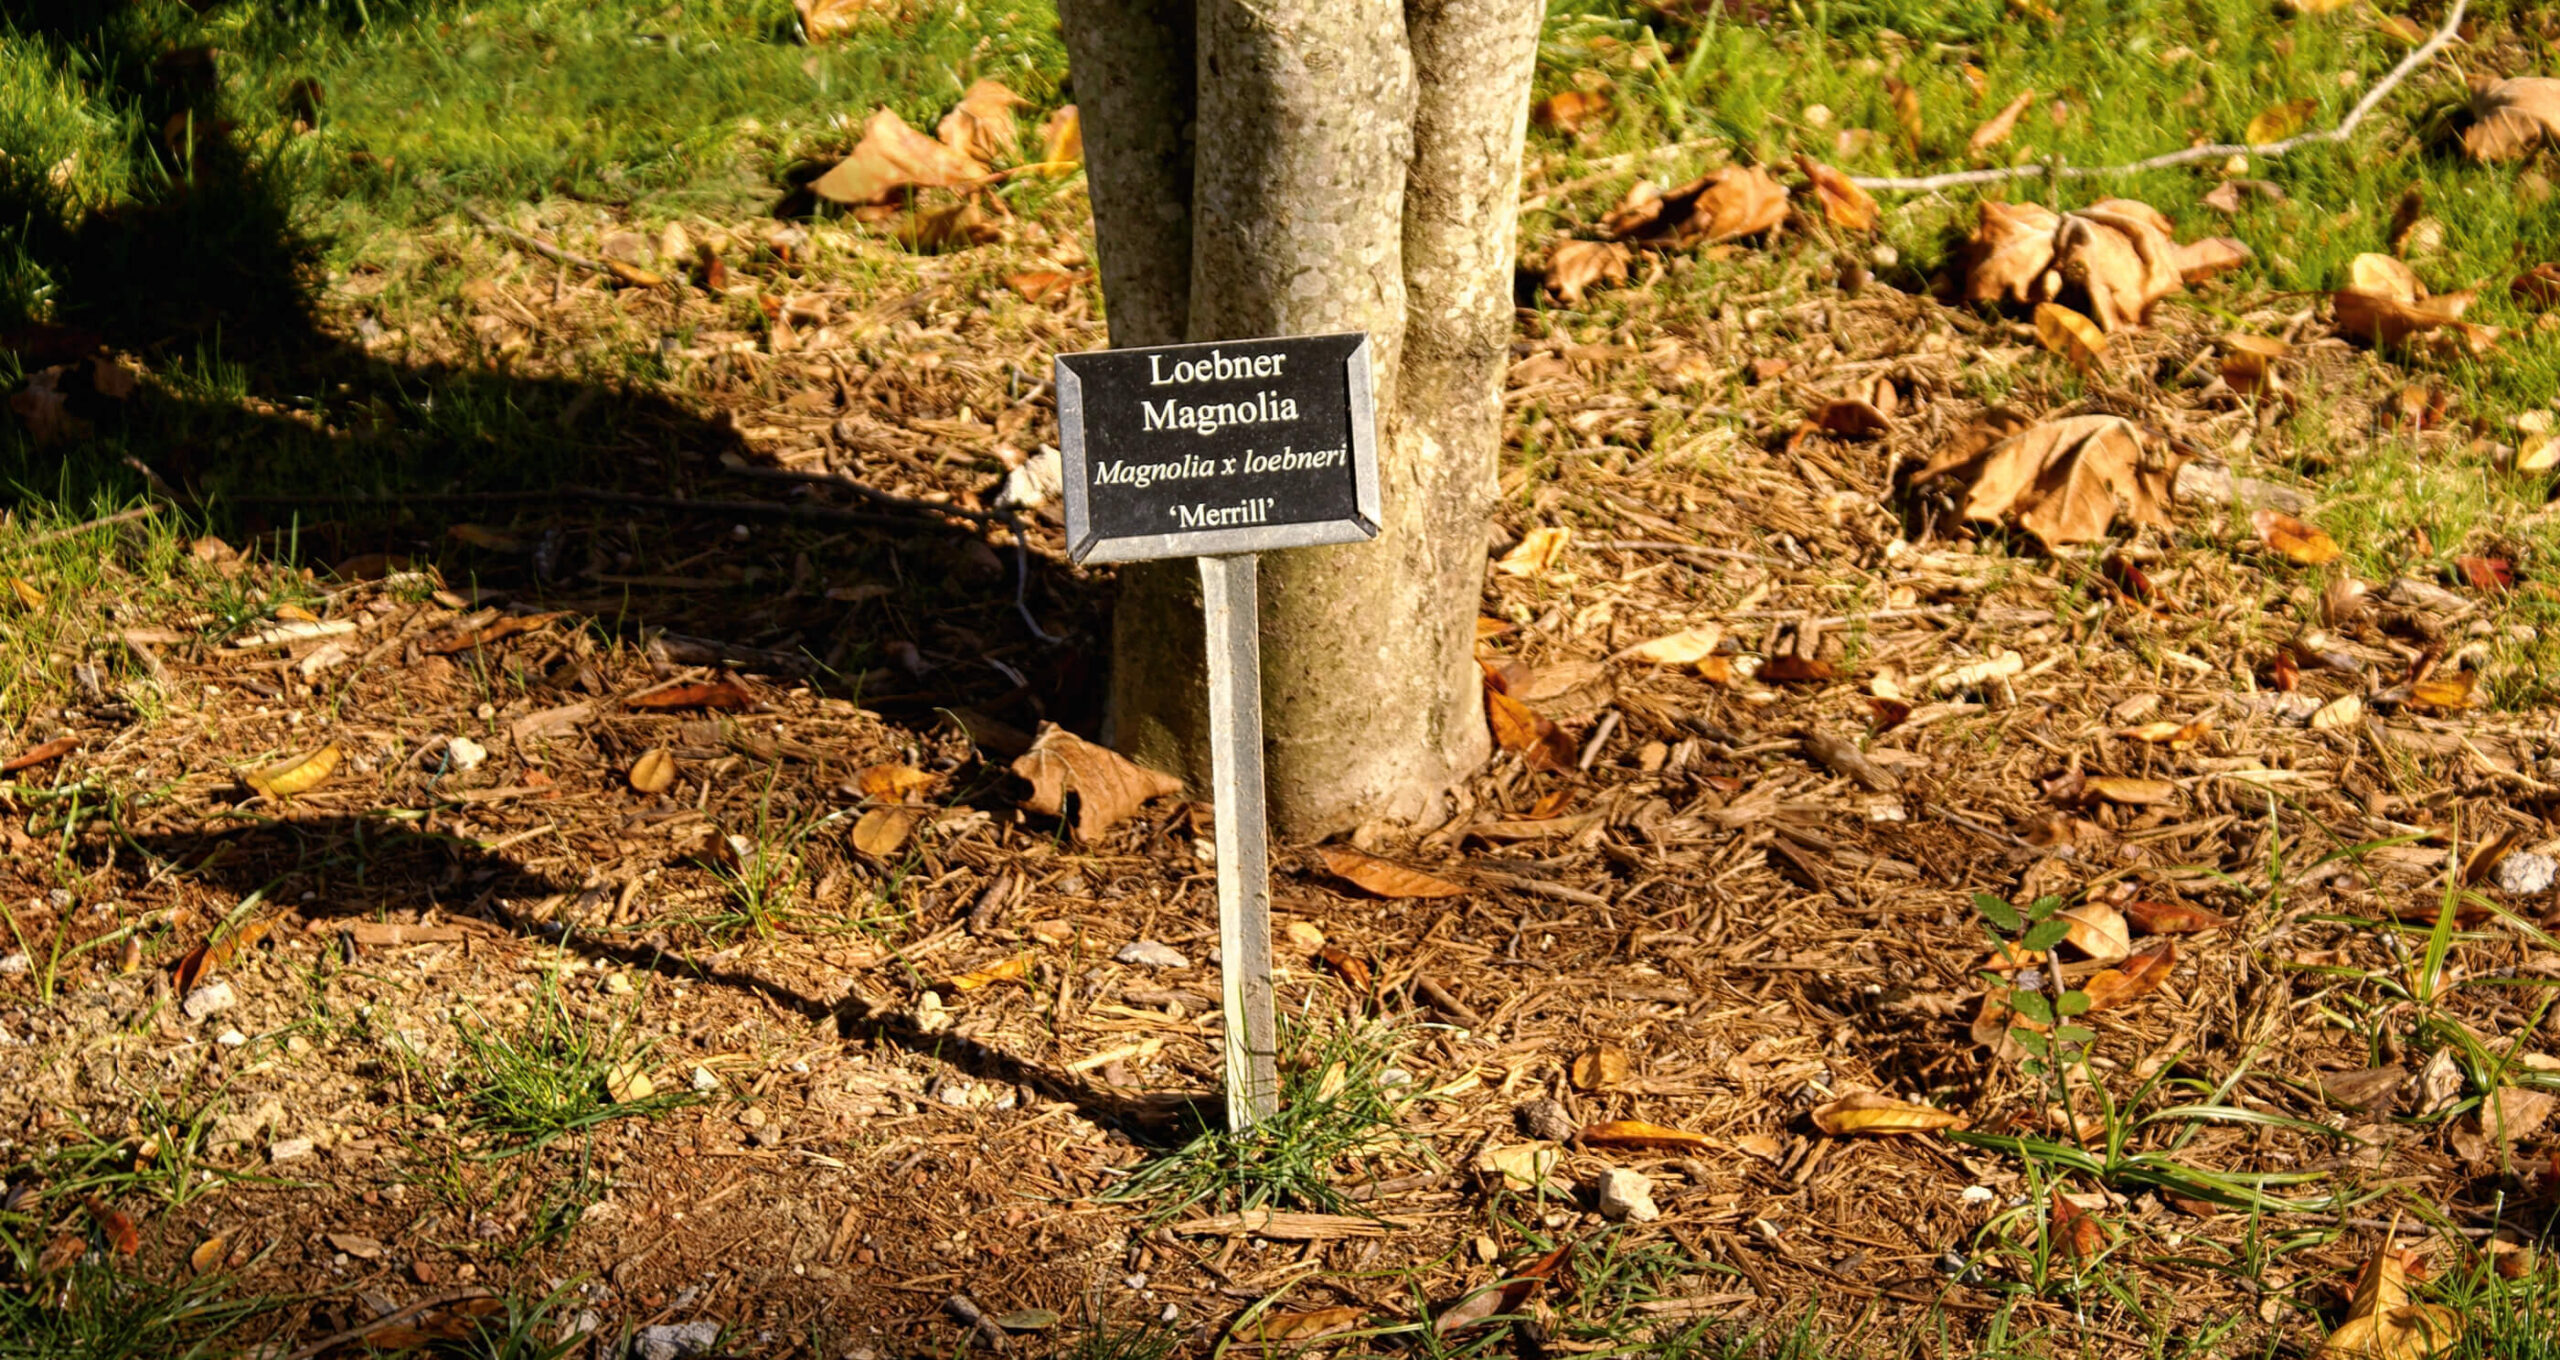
[2495,852,2558,896]
[633,1319,724,1360]
[1115,941,1189,970]
[268,1138,315,1163]
[182,981,238,1021]
[0,953,27,976]
[446,736,488,771]
[1514,1098,1577,1142]
[1596,1168,1660,1223]
[215,1029,246,1047]
[691,1066,720,1093]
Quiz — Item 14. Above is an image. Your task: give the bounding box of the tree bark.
[1068,0,1539,838]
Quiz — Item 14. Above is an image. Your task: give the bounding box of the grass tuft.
[446,975,691,1156]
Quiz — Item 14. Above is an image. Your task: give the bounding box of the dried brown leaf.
[1964,199,2061,306]
[1486,686,1574,771]
[793,0,871,42]
[857,763,935,800]
[2123,900,2231,934]
[1580,1119,1712,1150]
[811,107,987,207]
[937,79,1025,167]
[1037,105,1081,171]
[1010,724,1183,841]
[1249,1308,1365,1344]
[1005,269,1084,305]
[1794,155,1876,231]
[2034,302,2106,372]
[1969,89,2036,153]
[1533,89,1613,135]
[1570,1043,1629,1091]
[1544,239,1629,305]
[1610,165,1788,247]
[627,748,677,795]
[2322,1244,2461,1357]
[2464,76,2560,163]
[2083,942,2175,1011]
[2,735,75,773]
[948,951,1035,991]
[2081,776,2177,806]
[851,806,922,858]
[87,1199,138,1255]
[1815,398,1894,438]
[627,678,758,711]
[1317,846,1467,899]
[172,915,276,996]
[1810,1093,1966,1136]
[189,1234,227,1276]
[2514,263,2560,309]
[2054,902,2132,961]
[1909,414,2177,553]
[2349,252,2424,303]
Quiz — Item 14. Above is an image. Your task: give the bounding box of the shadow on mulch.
[124,813,1213,1136]
[0,0,1104,727]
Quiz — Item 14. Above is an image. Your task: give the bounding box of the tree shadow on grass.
[0,0,1102,733]
[109,813,1207,1133]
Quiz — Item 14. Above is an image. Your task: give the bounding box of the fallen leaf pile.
[1906,410,2182,551]
[1964,198,2249,331]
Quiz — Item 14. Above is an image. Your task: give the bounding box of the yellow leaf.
[2348,252,2424,304]
[2245,97,2318,144]
[2120,716,2211,746]
[2054,902,2131,961]
[628,747,677,795]
[245,743,341,799]
[2311,693,2365,731]
[1614,626,1723,666]
[1579,1119,1714,1150]
[2034,302,2107,372]
[1810,1093,1966,1136]
[2252,509,2342,565]
[1970,88,2037,153]
[856,763,935,800]
[605,1062,656,1102]
[1316,846,1468,899]
[189,1234,227,1276]
[2082,942,2175,1012]
[852,806,921,858]
[5,576,41,609]
[1249,1307,1365,1344]
[2321,1242,2461,1358]
[2409,672,2477,712]
[1495,526,1572,577]
[1036,105,1081,174]
[811,107,988,207]
[1570,1043,1629,1091]
[948,952,1035,991]
[1478,1142,1560,1190]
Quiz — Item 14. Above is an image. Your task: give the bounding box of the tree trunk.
[1065,0,1541,838]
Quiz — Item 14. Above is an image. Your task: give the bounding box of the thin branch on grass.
[1846,0,2468,193]
[446,198,662,288]
[4,503,158,552]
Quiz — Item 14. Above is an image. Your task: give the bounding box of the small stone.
[0,952,28,976]
[446,736,487,771]
[914,990,953,1034]
[738,1105,768,1129]
[603,973,635,996]
[1515,1097,1577,1143]
[1283,921,1326,952]
[268,1137,315,1163]
[1596,1168,1660,1223]
[996,446,1063,511]
[633,1320,724,1360]
[2495,852,2558,896]
[183,981,238,1021]
[1115,940,1189,970]
[215,1029,247,1048]
[690,1066,720,1094]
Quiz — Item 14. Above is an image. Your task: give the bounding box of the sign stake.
[1200,552,1278,1127]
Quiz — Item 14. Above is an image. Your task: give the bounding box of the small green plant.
[1107,1021,1423,1220]
[419,1285,595,1360]
[1970,891,2097,1095]
[0,1263,268,1360]
[447,977,691,1156]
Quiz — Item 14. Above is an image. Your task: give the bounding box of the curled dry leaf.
[1614,625,1722,666]
[1037,105,1081,171]
[1533,89,1612,134]
[857,763,935,800]
[171,915,276,994]
[1006,269,1084,305]
[2349,252,2423,303]
[2034,302,2106,372]
[2514,263,2560,309]
[627,678,757,711]
[1317,846,1468,899]
[1249,1308,1365,1345]
[851,806,921,859]
[1569,1043,1629,1091]
[1317,945,1373,993]
[189,1233,227,1276]
[2082,776,2177,806]
[1579,1119,1711,1150]
[1605,164,1788,247]
[1969,89,2036,153]
[245,743,340,800]
[1793,156,1875,232]
[2321,1244,2461,1358]
[1486,685,1575,772]
[793,0,871,43]
[1810,1092,1966,1136]
[2054,902,2131,961]
[2083,942,2175,1012]
[1010,723,1184,842]
[2123,900,2232,934]
[2252,510,2342,566]
[2050,1191,2106,1261]
[1966,198,2225,331]
[1908,413,2179,553]
[1815,398,1893,438]
[1964,200,2060,306]
[2463,76,2560,163]
[1544,239,1629,306]
[1495,525,1572,577]
[937,79,1025,167]
[627,748,677,795]
[948,952,1035,991]
[810,107,987,207]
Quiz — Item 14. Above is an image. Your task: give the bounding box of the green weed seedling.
[447,972,692,1157]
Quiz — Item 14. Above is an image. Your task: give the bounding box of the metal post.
[1199,552,1278,1128]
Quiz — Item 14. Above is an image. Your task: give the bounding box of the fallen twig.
[5,503,158,552]
[1848,0,2467,192]
[453,200,663,288]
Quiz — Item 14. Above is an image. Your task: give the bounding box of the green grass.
[441,974,691,1156]
[0,1263,267,1360]
[1106,1021,1425,1221]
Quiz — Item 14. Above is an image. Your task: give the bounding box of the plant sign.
[1054,332,1383,1127]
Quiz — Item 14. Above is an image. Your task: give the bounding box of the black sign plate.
[1054,333,1380,564]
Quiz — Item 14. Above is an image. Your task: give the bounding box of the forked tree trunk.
[1059,0,1541,837]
